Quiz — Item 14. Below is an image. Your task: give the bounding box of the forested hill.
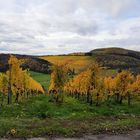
[0,54,51,73]
[86,48,140,73]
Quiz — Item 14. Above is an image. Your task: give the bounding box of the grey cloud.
[0,0,140,55]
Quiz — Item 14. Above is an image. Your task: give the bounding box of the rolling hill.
[88,48,140,72]
[40,48,140,74]
[1,47,140,74]
[40,55,94,73]
[0,54,51,73]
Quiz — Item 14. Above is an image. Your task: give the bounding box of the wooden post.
[8,64,12,104]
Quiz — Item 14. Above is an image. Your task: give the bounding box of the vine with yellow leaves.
[49,62,140,106]
[0,55,44,105]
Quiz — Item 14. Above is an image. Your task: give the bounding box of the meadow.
[0,95,140,137]
[30,71,51,89]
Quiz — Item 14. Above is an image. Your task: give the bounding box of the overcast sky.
[0,0,140,55]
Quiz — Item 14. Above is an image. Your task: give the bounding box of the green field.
[29,71,51,90]
[0,95,140,137]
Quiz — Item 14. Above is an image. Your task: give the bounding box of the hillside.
[88,48,140,72]
[1,47,140,74]
[41,48,140,74]
[40,55,94,73]
[0,54,51,73]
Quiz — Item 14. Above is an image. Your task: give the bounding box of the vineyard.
[0,55,44,105]
[40,55,94,74]
[0,0,140,138]
[49,62,140,106]
[40,47,140,74]
[0,56,140,137]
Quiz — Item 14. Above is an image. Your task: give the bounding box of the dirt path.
[53,129,140,140]
[1,130,140,140]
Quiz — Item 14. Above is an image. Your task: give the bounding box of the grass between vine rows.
[0,95,139,137]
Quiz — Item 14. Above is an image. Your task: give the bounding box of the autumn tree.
[8,55,24,103]
[7,55,44,103]
[115,70,134,104]
[127,75,140,105]
[84,63,101,105]
[104,76,116,102]
[49,64,68,103]
[64,62,103,106]
[0,73,8,105]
